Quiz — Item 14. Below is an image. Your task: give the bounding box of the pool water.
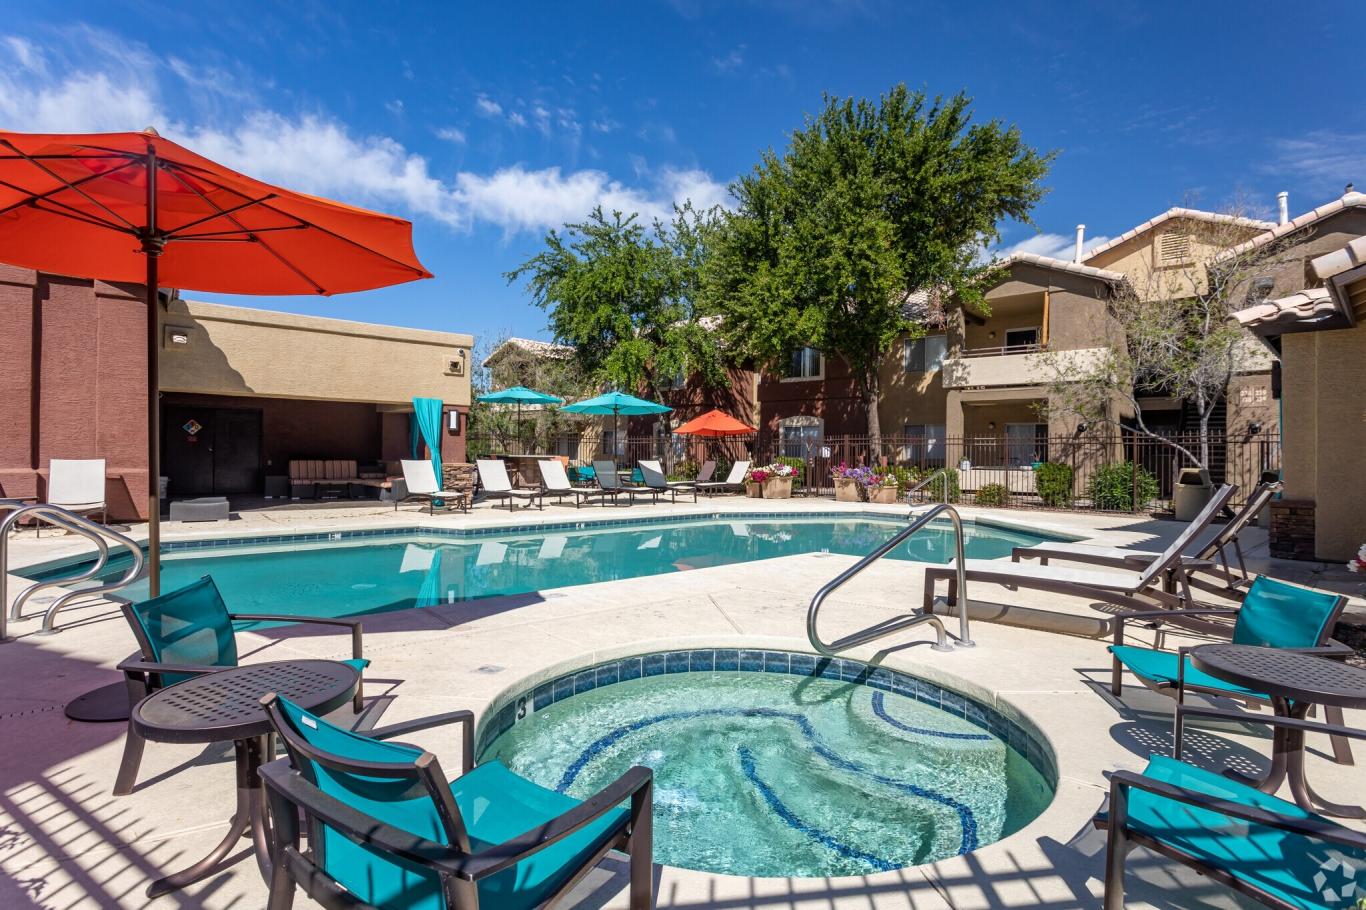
[481,662,1054,877]
[27,516,1066,621]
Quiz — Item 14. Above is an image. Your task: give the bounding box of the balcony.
[942,345,1108,389]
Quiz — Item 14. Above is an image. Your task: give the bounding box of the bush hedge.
[975,482,1011,507]
[1088,461,1159,512]
[775,456,805,488]
[908,465,960,503]
[1033,462,1074,508]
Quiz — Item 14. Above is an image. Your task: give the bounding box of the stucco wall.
[161,299,473,407]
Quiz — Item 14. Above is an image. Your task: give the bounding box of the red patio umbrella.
[672,409,756,437]
[0,129,433,595]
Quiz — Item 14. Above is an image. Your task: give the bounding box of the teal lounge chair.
[1109,575,1353,764]
[114,576,367,796]
[258,694,653,910]
[1096,753,1366,909]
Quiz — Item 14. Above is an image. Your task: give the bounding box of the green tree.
[506,203,728,433]
[706,85,1053,441]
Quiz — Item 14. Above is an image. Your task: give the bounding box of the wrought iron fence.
[464,430,1281,513]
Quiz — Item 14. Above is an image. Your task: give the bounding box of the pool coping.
[16,508,1084,577]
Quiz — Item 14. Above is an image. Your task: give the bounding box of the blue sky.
[3,1,1364,347]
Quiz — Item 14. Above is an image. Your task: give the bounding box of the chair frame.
[396,460,471,514]
[113,581,365,796]
[537,460,619,508]
[475,459,544,511]
[259,696,653,910]
[592,461,661,505]
[1096,736,1366,910]
[636,460,697,504]
[696,460,750,496]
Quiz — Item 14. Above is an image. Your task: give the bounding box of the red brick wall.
[0,266,150,519]
[756,353,866,436]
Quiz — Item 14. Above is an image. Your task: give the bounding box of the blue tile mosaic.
[478,647,1055,785]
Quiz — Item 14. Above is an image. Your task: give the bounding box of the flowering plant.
[749,462,796,483]
[1349,543,1366,574]
[746,467,770,484]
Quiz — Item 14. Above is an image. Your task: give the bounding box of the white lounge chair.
[697,460,750,496]
[592,460,661,504]
[1011,481,1280,597]
[637,460,697,503]
[537,460,618,508]
[923,484,1238,616]
[42,459,107,534]
[396,460,469,514]
[476,459,543,511]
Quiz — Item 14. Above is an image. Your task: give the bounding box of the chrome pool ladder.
[1,503,146,641]
[807,503,973,656]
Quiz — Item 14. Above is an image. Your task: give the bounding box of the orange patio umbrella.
[0,129,433,594]
[672,409,756,437]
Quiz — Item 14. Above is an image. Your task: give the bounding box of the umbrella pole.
[143,148,163,597]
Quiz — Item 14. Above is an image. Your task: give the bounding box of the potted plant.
[744,465,767,498]
[866,471,899,504]
[831,463,863,502]
[759,462,797,499]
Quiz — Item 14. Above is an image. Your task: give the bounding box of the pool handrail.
[1,503,146,640]
[905,469,951,505]
[807,503,973,657]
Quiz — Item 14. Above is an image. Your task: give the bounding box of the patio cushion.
[1102,755,1366,910]
[1107,645,1264,698]
[275,697,625,910]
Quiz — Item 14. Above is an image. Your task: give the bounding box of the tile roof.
[997,252,1128,284]
[1082,208,1275,262]
[1214,192,1366,263]
[1310,234,1366,282]
[1231,287,1347,334]
[482,336,574,367]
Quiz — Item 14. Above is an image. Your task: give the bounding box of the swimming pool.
[478,648,1055,877]
[25,513,1072,621]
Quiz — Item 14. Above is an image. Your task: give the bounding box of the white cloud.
[711,46,745,72]
[452,164,730,235]
[384,99,404,117]
[1270,131,1366,196]
[474,93,503,117]
[591,118,620,134]
[0,28,728,236]
[992,231,1111,263]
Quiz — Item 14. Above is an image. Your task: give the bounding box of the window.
[661,369,687,391]
[1004,327,1039,350]
[903,335,948,373]
[902,423,945,466]
[601,430,623,457]
[779,416,823,458]
[1005,423,1048,467]
[784,347,822,380]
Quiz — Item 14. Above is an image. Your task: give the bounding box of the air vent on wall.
[1158,231,1192,265]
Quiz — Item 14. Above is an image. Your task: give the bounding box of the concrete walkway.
[1,498,1362,909]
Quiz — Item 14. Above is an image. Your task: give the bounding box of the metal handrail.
[906,469,951,505]
[1,504,146,640]
[807,504,974,657]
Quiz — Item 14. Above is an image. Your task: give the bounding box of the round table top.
[1190,644,1366,708]
[132,659,359,744]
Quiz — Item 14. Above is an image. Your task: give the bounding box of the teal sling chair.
[258,693,654,910]
[1109,575,1354,773]
[115,575,368,795]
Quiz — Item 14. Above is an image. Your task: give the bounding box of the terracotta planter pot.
[762,476,794,499]
[868,484,899,505]
[833,477,861,503]
[744,482,763,498]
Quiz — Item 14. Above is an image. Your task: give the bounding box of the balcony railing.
[957,342,1047,358]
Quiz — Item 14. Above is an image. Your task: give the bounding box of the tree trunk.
[1196,392,1211,469]
[864,369,882,456]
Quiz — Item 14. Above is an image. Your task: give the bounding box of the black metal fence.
[464,430,1281,513]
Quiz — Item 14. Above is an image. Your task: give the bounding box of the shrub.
[1088,461,1159,512]
[669,459,699,482]
[1033,462,1074,508]
[908,465,960,503]
[873,464,913,490]
[975,482,1010,507]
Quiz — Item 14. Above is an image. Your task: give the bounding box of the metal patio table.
[130,659,359,897]
[1185,643,1366,818]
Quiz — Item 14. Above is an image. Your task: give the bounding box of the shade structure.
[672,409,756,438]
[561,391,671,456]
[0,129,433,594]
[476,387,564,453]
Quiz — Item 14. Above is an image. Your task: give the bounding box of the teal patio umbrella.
[560,391,672,457]
[477,386,564,452]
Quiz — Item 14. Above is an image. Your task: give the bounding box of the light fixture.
[1248,421,1262,435]
[987,421,996,430]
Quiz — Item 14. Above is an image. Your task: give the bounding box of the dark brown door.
[162,406,262,496]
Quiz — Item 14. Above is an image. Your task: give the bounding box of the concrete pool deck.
[1,497,1363,909]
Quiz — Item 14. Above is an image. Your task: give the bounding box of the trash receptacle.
[1256,469,1280,528]
[1172,467,1212,521]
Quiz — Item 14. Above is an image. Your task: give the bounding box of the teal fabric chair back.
[269,696,463,910]
[124,576,238,685]
[1232,575,1345,648]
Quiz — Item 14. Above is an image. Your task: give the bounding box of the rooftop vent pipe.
[1074,224,1086,262]
[1276,191,1289,225]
